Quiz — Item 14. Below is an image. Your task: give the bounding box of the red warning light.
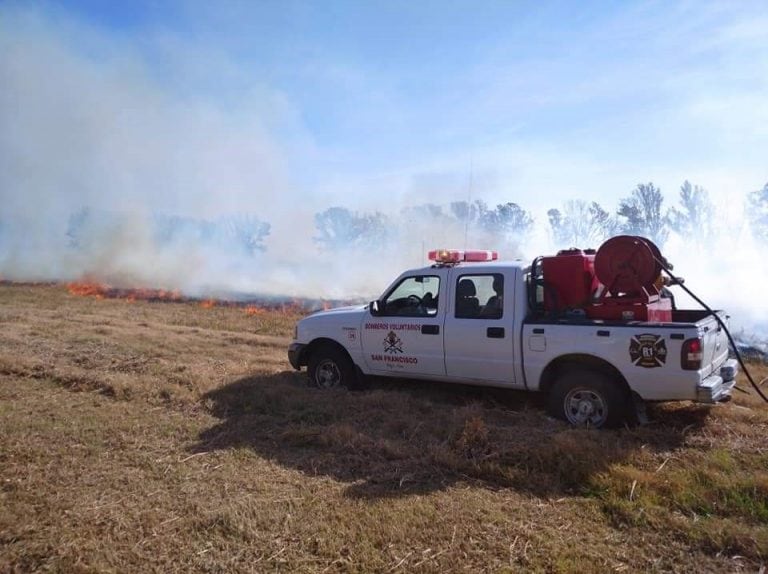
[428,249,498,263]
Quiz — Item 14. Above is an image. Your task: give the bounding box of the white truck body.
[289,260,737,425]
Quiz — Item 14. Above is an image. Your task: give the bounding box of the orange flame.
[243,305,266,316]
[66,281,183,303]
[67,281,108,299]
[63,279,348,315]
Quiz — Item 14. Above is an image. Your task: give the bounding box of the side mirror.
[369,300,382,316]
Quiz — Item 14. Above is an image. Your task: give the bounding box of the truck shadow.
[193,371,711,500]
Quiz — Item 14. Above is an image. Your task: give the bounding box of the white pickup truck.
[288,246,737,428]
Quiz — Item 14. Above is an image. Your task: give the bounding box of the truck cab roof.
[405,259,528,275]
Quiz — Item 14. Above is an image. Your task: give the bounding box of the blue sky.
[2,0,767,218]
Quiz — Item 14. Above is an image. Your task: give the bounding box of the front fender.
[288,342,307,370]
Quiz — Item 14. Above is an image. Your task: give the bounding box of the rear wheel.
[548,369,628,428]
[308,345,357,390]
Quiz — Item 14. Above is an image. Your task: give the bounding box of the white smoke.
[660,202,768,336]
[0,7,486,300]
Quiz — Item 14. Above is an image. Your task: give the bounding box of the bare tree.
[218,215,272,255]
[616,183,669,246]
[747,182,768,243]
[314,207,390,250]
[548,200,617,248]
[481,202,534,237]
[668,180,714,240]
[449,200,489,226]
[153,213,271,254]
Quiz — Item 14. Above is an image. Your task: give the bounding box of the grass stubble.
[0,283,766,573]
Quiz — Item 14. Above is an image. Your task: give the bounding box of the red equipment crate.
[586,297,672,322]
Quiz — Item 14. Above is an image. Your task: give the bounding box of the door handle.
[487,327,505,339]
[421,325,440,335]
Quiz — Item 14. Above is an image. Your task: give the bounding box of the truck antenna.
[464,160,473,250]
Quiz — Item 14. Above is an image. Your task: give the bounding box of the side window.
[455,274,503,319]
[381,276,440,317]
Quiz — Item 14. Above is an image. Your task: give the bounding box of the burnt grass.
[1,283,767,572]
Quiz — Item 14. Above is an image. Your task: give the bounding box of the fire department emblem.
[629,334,667,368]
[383,331,403,354]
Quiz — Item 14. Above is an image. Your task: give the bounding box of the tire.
[307,344,358,390]
[548,369,628,429]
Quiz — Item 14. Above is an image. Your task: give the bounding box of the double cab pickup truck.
[288,244,737,428]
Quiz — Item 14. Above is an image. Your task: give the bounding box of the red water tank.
[541,249,599,314]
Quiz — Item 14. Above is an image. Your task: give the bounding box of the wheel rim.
[315,359,341,388]
[564,388,608,426]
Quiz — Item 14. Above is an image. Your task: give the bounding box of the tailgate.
[698,311,729,378]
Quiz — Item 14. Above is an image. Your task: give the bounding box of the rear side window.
[455,274,503,319]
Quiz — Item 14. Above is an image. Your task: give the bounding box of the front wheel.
[548,370,628,429]
[307,345,358,390]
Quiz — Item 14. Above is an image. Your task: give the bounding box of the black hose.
[654,257,768,404]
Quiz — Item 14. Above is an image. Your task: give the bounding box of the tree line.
[66,209,271,255]
[316,181,768,251]
[62,181,768,255]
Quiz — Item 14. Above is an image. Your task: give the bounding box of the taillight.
[681,338,703,370]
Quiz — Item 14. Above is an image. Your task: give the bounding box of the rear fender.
[539,354,631,398]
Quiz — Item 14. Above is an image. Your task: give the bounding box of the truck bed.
[521,309,730,401]
[525,308,720,328]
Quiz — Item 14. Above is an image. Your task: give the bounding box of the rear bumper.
[696,358,739,403]
[288,342,307,370]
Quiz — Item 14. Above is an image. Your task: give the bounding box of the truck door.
[443,270,517,384]
[361,273,446,377]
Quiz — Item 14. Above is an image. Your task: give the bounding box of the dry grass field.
[1,283,767,573]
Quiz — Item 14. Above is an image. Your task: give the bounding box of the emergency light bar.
[428,249,498,263]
